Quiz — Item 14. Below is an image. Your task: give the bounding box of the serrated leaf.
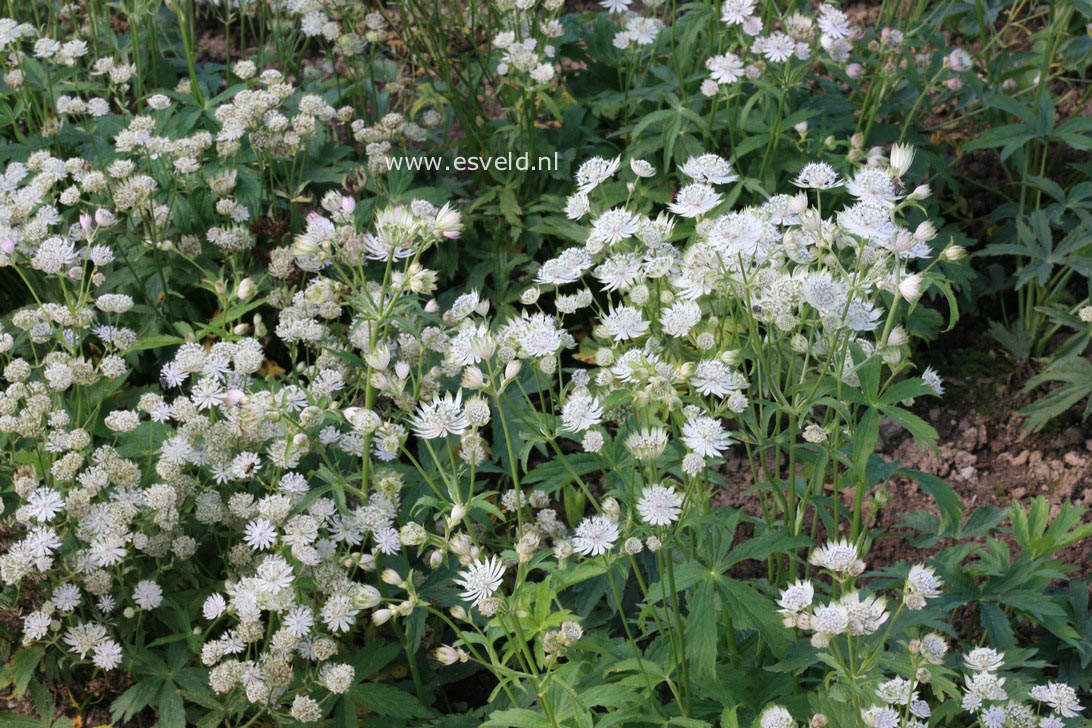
[351,683,434,719]
[482,708,553,728]
[685,580,718,682]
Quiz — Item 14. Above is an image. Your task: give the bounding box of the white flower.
[838,202,898,241]
[877,677,916,706]
[721,0,757,25]
[691,359,747,397]
[410,391,469,439]
[668,183,721,218]
[321,595,359,632]
[600,0,631,13]
[244,518,277,551]
[23,611,51,642]
[601,306,649,341]
[284,606,315,636]
[373,527,402,555]
[203,594,227,620]
[661,300,702,338]
[573,515,620,556]
[706,52,744,84]
[537,247,593,286]
[681,416,731,457]
[847,167,899,205]
[861,706,900,728]
[456,556,506,607]
[630,159,655,177]
[680,154,737,184]
[758,705,794,728]
[561,392,603,433]
[588,208,640,248]
[24,488,64,522]
[133,580,163,610]
[1030,683,1082,718]
[812,603,849,635]
[922,366,944,396]
[809,539,861,574]
[565,193,591,220]
[794,162,841,189]
[778,580,814,613]
[963,647,1005,672]
[637,485,683,526]
[53,583,81,612]
[756,32,795,63]
[905,564,942,600]
[624,427,669,461]
[575,156,621,192]
[92,639,123,670]
[594,252,644,291]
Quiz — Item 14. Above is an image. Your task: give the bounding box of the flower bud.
[236,277,255,301]
[908,184,931,201]
[881,347,901,366]
[381,569,403,587]
[898,273,923,303]
[462,366,485,390]
[942,245,966,261]
[889,143,915,177]
[913,221,937,242]
[434,645,461,666]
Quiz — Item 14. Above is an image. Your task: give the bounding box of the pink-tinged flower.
[0,239,13,254]
[79,213,92,231]
[94,208,115,226]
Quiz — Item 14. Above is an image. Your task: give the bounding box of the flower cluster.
[961,648,1083,727]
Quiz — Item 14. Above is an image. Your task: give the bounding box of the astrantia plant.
[537,145,963,552]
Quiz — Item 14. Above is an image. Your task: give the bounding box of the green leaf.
[350,683,434,719]
[715,578,788,657]
[720,530,810,570]
[482,708,553,728]
[979,602,1016,651]
[904,470,962,531]
[881,405,938,448]
[685,580,718,682]
[155,682,186,728]
[350,641,403,681]
[127,334,187,352]
[0,647,43,699]
[111,679,162,724]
